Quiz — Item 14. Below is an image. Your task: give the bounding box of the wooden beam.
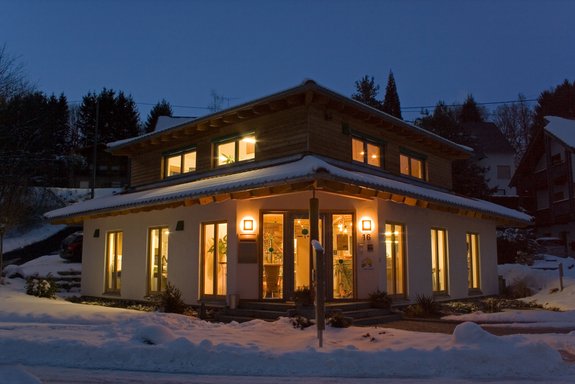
[214,193,231,203]
[199,196,214,205]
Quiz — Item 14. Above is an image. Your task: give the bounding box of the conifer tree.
[144,99,173,133]
[533,79,575,130]
[352,75,383,110]
[382,71,402,119]
[458,94,486,123]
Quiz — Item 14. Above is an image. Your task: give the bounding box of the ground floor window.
[385,223,406,296]
[148,227,169,293]
[332,214,354,299]
[105,231,123,293]
[467,233,480,290]
[202,222,228,296]
[431,228,448,293]
[262,214,284,299]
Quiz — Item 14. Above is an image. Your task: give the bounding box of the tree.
[352,75,383,110]
[144,99,173,133]
[77,88,141,146]
[533,79,575,130]
[417,101,495,199]
[382,71,402,119]
[0,44,33,104]
[493,94,533,164]
[458,94,486,123]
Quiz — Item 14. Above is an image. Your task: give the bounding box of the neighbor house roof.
[544,116,575,149]
[46,155,531,226]
[462,122,515,157]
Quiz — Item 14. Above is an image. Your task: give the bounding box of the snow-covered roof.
[45,156,531,225]
[544,116,575,149]
[154,116,196,132]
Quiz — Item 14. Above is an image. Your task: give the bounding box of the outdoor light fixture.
[175,220,185,231]
[360,218,373,233]
[242,218,254,232]
[93,229,100,238]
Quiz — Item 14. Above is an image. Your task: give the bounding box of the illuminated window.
[352,137,382,167]
[466,233,480,290]
[216,134,255,166]
[164,148,196,178]
[400,152,426,180]
[148,227,169,293]
[431,228,448,293]
[202,222,227,296]
[105,231,123,293]
[385,223,405,296]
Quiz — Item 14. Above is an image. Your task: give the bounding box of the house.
[46,80,530,306]
[512,116,575,256]
[461,122,517,197]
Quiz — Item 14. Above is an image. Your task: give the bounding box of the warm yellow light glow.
[241,216,256,233]
[242,136,256,144]
[360,217,373,233]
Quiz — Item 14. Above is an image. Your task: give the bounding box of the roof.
[107,80,472,158]
[45,155,531,226]
[155,116,196,132]
[462,122,514,155]
[544,116,575,149]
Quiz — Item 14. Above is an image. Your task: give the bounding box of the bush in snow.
[327,311,352,328]
[159,282,188,314]
[289,314,314,330]
[25,274,57,299]
[405,294,440,318]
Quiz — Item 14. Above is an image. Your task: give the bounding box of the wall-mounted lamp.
[360,218,373,233]
[242,218,254,232]
[175,220,185,231]
[93,229,100,238]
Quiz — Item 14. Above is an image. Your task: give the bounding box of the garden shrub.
[25,274,57,299]
[327,312,352,328]
[159,282,188,314]
[368,289,392,309]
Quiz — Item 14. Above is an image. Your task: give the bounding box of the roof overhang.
[46,156,531,227]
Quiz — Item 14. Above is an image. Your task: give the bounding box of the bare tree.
[493,94,533,164]
[0,44,33,102]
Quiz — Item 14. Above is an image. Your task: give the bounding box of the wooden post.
[559,263,564,292]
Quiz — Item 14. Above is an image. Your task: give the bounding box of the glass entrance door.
[202,222,228,297]
[332,214,354,299]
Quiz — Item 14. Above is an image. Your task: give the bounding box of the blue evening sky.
[1,0,574,121]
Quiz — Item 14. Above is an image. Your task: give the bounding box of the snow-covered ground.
[1,255,575,383]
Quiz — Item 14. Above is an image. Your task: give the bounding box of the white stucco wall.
[81,190,500,304]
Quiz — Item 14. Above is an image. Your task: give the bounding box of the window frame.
[400,148,427,180]
[147,226,170,294]
[105,231,123,294]
[384,222,407,297]
[466,232,481,291]
[351,135,384,168]
[214,133,256,167]
[162,147,197,178]
[430,228,448,294]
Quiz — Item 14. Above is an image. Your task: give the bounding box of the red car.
[59,232,83,262]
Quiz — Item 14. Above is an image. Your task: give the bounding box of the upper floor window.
[400,150,426,180]
[216,134,255,166]
[352,137,382,167]
[164,148,196,178]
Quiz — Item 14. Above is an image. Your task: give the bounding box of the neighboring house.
[46,80,530,306]
[512,116,575,256]
[461,122,517,197]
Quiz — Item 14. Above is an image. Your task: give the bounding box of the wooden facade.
[111,81,468,191]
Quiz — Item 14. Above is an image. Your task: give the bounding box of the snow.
[1,255,575,382]
[45,155,532,225]
[544,116,575,149]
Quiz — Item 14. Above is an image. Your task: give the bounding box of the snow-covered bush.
[25,274,57,298]
[497,227,537,265]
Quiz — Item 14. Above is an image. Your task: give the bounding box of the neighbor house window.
[148,227,169,293]
[164,148,196,177]
[352,137,382,167]
[400,150,426,179]
[466,233,480,290]
[216,134,255,166]
[497,165,511,180]
[431,228,448,293]
[105,231,123,293]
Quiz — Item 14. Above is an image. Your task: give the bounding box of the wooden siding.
[127,99,454,190]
